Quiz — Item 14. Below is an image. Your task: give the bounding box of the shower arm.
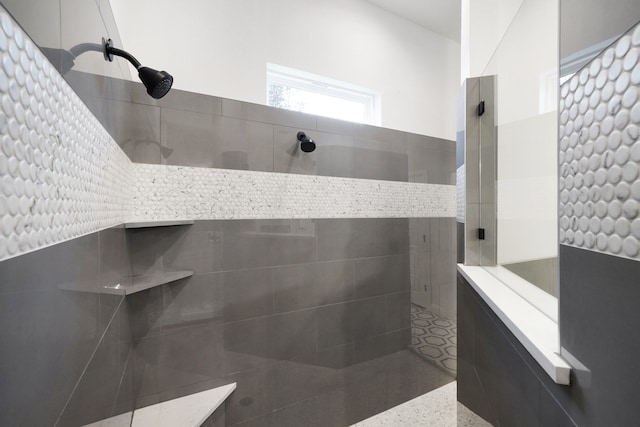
[103,39,142,69]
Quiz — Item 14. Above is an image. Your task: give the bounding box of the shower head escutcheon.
[103,38,173,99]
[297,131,316,153]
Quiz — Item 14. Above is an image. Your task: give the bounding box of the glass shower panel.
[479,0,560,297]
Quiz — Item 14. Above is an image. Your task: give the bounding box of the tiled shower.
[0,2,458,426]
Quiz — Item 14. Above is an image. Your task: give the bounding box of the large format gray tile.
[0,231,98,294]
[223,366,272,426]
[270,397,319,427]
[202,404,226,427]
[273,126,355,178]
[272,260,355,313]
[133,87,222,115]
[409,218,431,254]
[222,268,273,322]
[316,116,407,143]
[353,328,410,364]
[221,220,317,270]
[407,136,455,184]
[208,115,274,171]
[133,323,222,400]
[268,309,317,360]
[316,218,409,261]
[353,137,408,182]
[161,221,223,274]
[99,226,132,290]
[57,319,129,427]
[128,286,163,339]
[222,98,317,130]
[162,273,222,332]
[126,226,185,277]
[317,296,387,349]
[541,388,576,427]
[291,343,355,370]
[354,254,410,298]
[316,367,388,426]
[465,279,541,427]
[383,350,452,408]
[560,245,640,426]
[386,292,411,331]
[222,317,270,375]
[160,108,216,168]
[0,289,100,426]
[316,135,357,178]
[268,358,345,410]
[102,98,162,164]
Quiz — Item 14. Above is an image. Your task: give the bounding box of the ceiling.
[366,0,461,42]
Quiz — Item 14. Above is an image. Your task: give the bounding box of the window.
[267,63,381,125]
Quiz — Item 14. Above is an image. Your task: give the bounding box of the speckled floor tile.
[351,382,492,427]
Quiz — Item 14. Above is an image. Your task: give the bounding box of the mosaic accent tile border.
[132,163,456,220]
[559,22,640,260]
[456,165,465,222]
[0,8,133,262]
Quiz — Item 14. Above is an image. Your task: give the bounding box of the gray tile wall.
[558,245,640,426]
[410,218,457,319]
[0,227,134,427]
[65,71,455,185]
[125,218,454,426]
[457,274,576,427]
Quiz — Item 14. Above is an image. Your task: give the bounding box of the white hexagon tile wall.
[559,22,640,260]
[0,8,133,262]
[0,6,456,263]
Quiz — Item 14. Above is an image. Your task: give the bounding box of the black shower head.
[138,67,173,99]
[40,39,174,99]
[104,39,173,99]
[297,131,316,153]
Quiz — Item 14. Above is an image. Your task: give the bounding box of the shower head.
[103,39,173,99]
[137,66,173,99]
[297,131,316,153]
[40,39,174,99]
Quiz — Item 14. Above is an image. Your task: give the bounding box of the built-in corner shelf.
[124,220,194,229]
[105,270,194,295]
[60,270,194,296]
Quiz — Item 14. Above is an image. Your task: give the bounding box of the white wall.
[109,0,460,140]
[462,0,559,264]
[461,0,525,80]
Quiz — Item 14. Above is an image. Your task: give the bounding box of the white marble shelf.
[124,220,195,229]
[83,383,236,427]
